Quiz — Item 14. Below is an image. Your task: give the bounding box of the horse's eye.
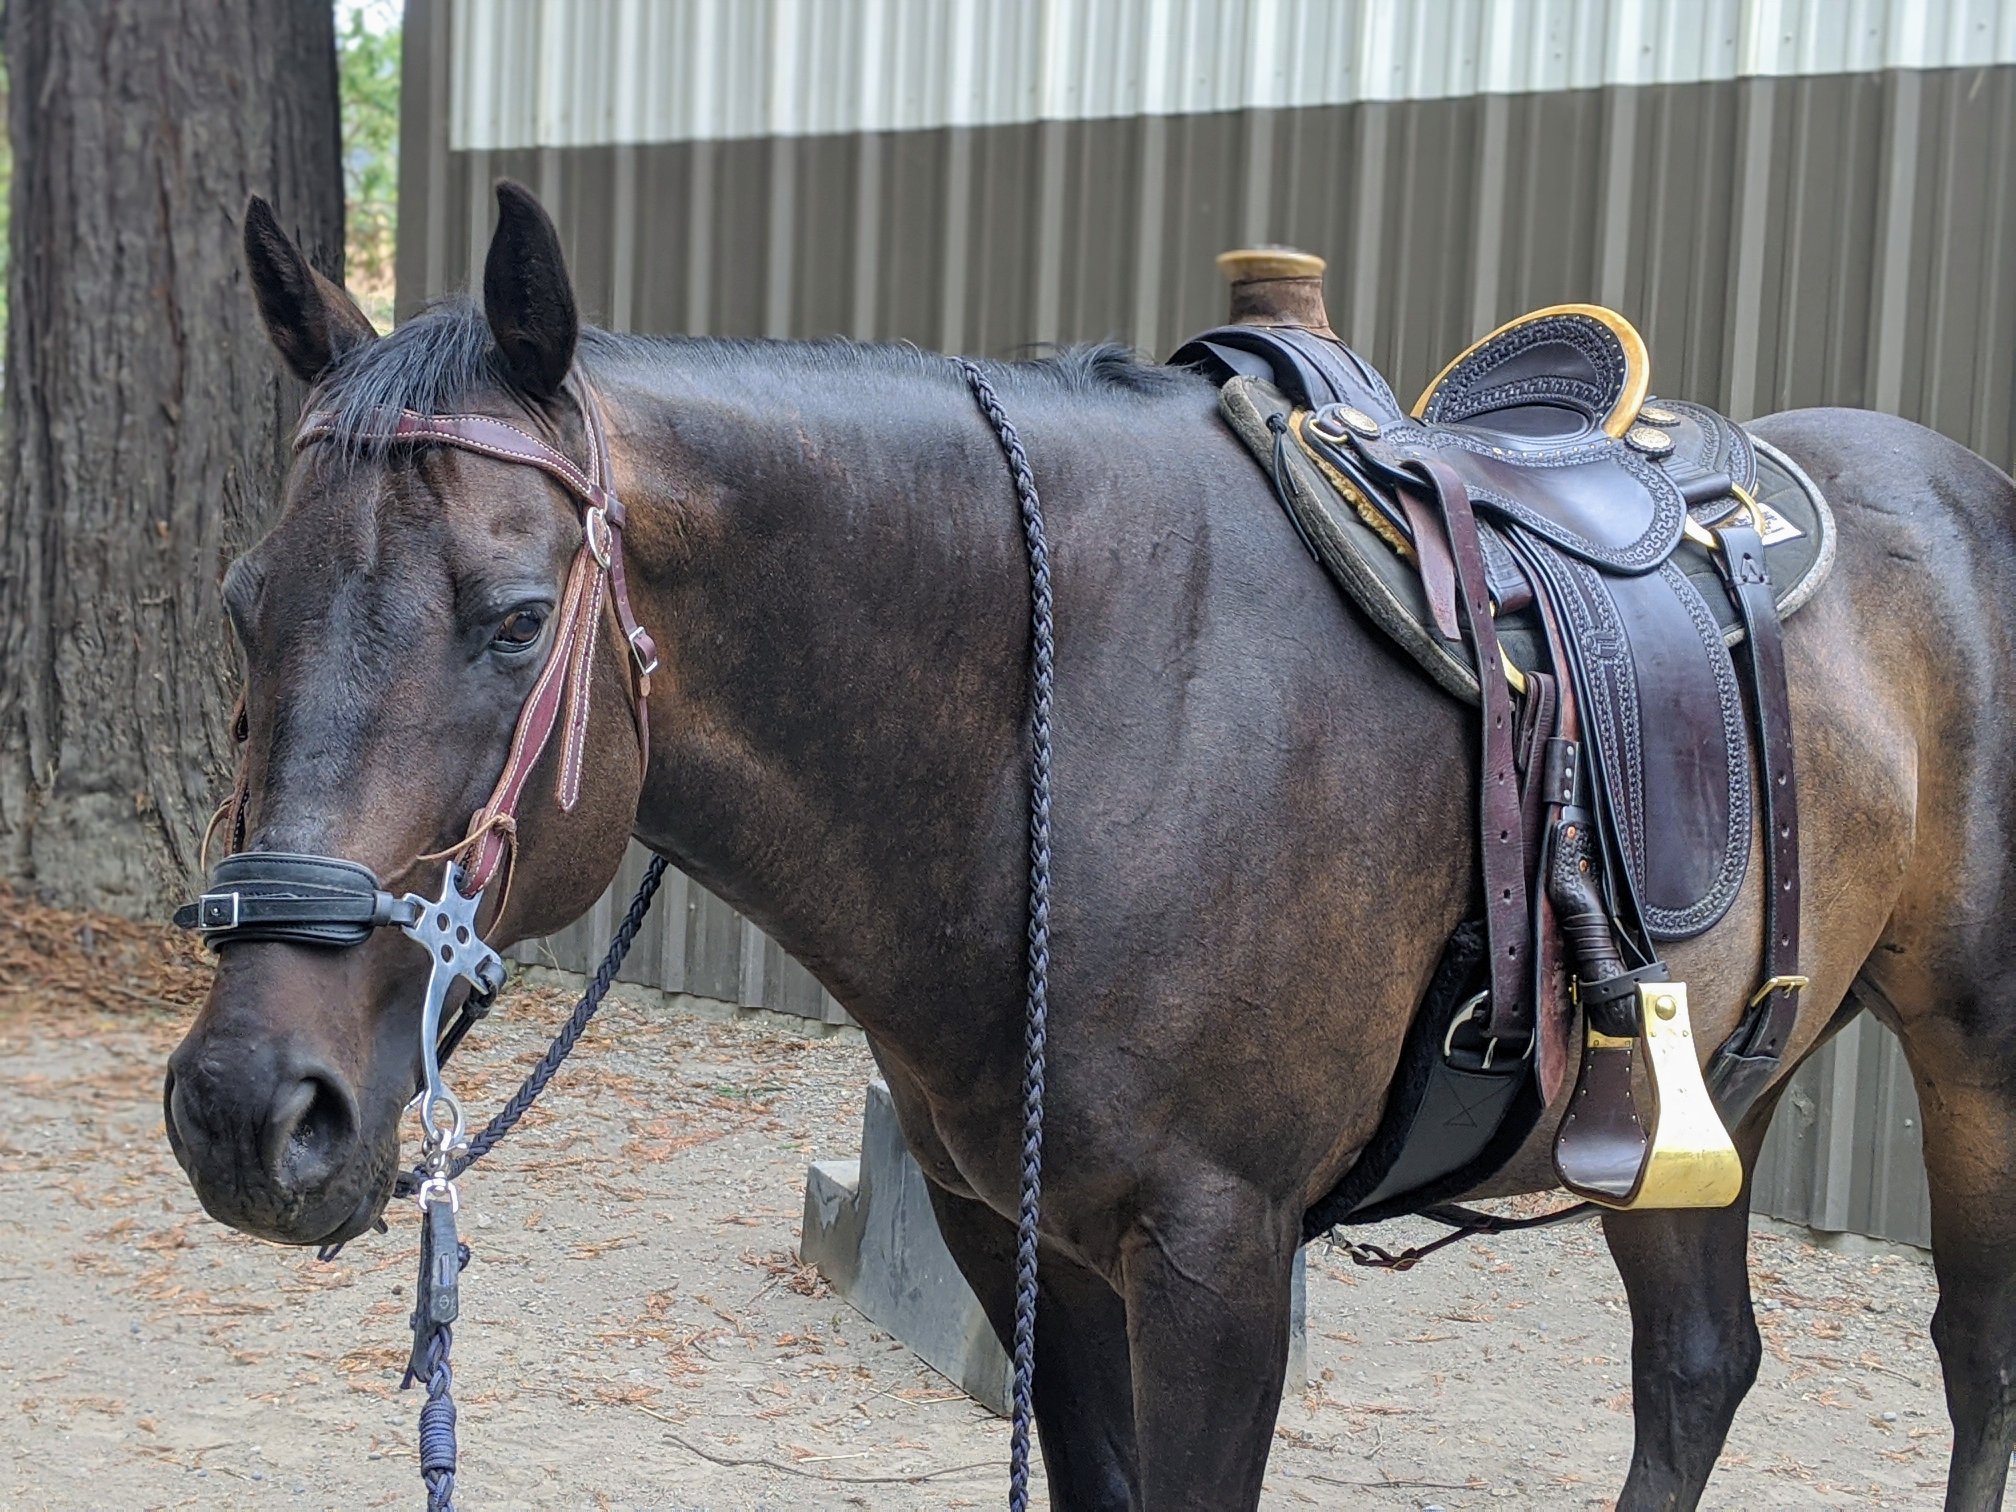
[493,606,548,651]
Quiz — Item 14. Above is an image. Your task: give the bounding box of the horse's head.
[165,184,648,1246]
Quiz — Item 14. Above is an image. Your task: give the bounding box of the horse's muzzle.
[163,1029,380,1246]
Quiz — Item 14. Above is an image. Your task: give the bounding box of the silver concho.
[1314,403,1378,437]
[1637,403,1682,426]
[1625,423,1675,457]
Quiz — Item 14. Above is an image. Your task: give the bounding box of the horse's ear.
[483,180,577,401]
[242,196,377,383]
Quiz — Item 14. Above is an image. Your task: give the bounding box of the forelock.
[305,296,504,463]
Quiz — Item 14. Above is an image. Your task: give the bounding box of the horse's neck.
[605,351,1053,1042]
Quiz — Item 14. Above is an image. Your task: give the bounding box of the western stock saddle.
[1173,251,1836,1220]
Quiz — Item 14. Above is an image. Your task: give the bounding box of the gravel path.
[2,979,1948,1509]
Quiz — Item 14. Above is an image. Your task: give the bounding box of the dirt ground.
[0,910,1951,1510]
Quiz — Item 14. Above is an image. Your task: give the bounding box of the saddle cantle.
[1174,251,1835,1227]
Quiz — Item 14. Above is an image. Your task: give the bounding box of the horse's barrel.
[1217,246,1333,335]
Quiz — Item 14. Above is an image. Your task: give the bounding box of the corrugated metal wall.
[445,0,2016,146]
[1752,1015,1933,1245]
[398,0,2016,1244]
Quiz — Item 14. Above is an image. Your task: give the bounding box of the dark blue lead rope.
[957,359,1054,1512]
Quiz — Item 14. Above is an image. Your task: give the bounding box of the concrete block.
[803,1078,1307,1416]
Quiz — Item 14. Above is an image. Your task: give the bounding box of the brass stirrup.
[1562,981,1744,1211]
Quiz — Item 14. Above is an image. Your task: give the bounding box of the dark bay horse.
[164,184,2016,1511]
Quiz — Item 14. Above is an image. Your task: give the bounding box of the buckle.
[584,507,613,568]
[627,624,660,677]
[1442,990,1531,1074]
[1746,973,1809,1010]
[198,891,241,932]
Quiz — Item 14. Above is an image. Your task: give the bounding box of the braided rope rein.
[414,1302,462,1510]
[955,359,1055,1512]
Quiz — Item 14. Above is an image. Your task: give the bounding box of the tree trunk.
[0,0,343,913]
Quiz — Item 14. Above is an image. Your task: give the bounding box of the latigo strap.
[1405,458,1531,1049]
[1705,512,1806,1120]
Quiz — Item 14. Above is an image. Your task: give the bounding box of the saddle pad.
[1220,377,1836,707]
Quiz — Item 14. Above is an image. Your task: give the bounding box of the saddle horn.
[1218,246,1336,337]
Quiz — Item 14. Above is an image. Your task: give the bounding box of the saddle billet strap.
[1521,586,1588,1106]
[1392,487,1462,642]
[1704,519,1803,1121]
[1407,459,1531,1047]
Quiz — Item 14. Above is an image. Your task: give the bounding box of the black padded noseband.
[173,852,423,949]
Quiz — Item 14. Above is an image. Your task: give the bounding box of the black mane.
[310,295,1196,459]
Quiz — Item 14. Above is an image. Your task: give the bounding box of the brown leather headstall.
[176,378,660,1153]
[288,383,657,900]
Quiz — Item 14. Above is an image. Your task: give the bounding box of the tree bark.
[0,0,343,913]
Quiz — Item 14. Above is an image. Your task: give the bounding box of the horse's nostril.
[263,1068,359,1192]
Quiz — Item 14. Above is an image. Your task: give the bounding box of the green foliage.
[339,2,400,329]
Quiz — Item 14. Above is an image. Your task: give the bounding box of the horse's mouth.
[312,1176,398,1249]
[162,1074,398,1249]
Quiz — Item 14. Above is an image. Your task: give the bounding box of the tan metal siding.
[400,0,2016,1241]
[1752,1015,1933,1247]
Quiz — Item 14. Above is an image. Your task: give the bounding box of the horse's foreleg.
[1601,1188,1763,1511]
[922,1181,1140,1511]
[1118,1188,1300,1512]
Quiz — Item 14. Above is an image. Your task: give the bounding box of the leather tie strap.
[1407,459,1530,1046]
[1705,517,1803,1120]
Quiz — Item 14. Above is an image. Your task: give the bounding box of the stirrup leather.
[1556,981,1742,1209]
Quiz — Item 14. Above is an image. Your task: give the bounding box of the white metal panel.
[449,0,2016,149]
